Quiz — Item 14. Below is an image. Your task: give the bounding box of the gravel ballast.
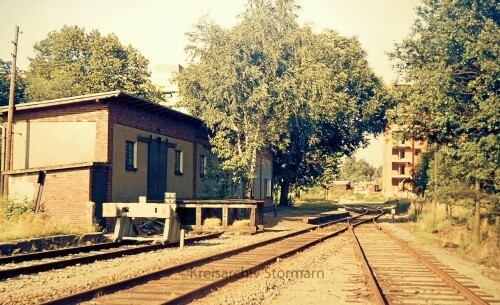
[1,211,497,305]
[0,216,313,305]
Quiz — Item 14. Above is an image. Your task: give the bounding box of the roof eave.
[0,90,123,114]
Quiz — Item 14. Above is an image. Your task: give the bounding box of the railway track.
[349,211,498,305]
[0,232,222,279]
[41,213,362,305]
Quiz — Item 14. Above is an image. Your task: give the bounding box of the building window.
[415,149,421,156]
[400,150,405,159]
[125,141,137,170]
[175,150,183,175]
[399,165,405,175]
[264,178,272,198]
[199,155,207,177]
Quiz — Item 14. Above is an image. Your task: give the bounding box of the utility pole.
[3,26,19,196]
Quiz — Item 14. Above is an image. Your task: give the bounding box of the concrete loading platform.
[302,210,350,225]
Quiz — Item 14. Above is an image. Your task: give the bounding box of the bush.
[0,198,98,242]
[0,198,32,220]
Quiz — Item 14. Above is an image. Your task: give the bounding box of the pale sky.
[0,0,421,167]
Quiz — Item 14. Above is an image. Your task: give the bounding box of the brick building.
[0,91,273,226]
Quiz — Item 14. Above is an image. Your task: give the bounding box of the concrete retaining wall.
[0,233,108,256]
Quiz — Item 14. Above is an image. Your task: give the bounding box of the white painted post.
[180,229,185,250]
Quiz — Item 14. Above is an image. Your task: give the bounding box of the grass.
[203,217,222,226]
[296,186,385,203]
[293,199,342,211]
[0,198,98,242]
[385,198,411,214]
[404,200,500,269]
[233,219,250,227]
[276,185,390,214]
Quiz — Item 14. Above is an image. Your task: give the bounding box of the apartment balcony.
[390,170,412,178]
[394,142,412,148]
[391,174,412,179]
[391,158,413,163]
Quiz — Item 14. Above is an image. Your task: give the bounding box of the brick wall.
[3,98,211,227]
[9,167,94,225]
[3,102,108,226]
[107,102,200,143]
[3,102,109,162]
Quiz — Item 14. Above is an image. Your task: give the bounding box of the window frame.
[199,155,207,177]
[175,150,184,175]
[399,165,405,175]
[264,178,272,198]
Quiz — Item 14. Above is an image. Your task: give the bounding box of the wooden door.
[147,137,168,201]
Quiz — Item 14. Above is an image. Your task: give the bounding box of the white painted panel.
[28,122,96,168]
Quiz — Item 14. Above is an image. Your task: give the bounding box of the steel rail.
[351,211,491,305]
[348,209,387,305]
[42,215,358,305]
[164,211,373,305]
[0,232,223,279]
[377,225,490,305]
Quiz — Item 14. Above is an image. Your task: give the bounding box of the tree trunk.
[433,149,439,222]
[433,199,437,222]
[279,179,290,206]
[474,181,481,246]
[474,199,481,246]
[496,215,500,251]
[245,178,255,199]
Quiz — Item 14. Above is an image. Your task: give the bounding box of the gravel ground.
[192,215,500,305]
[191,234,371,305]
[379,218,500,301]
[3,210,496,305]
[0,213,314,305]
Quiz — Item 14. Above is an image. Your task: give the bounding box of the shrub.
[0,198,98,242]
[0,198,32,220]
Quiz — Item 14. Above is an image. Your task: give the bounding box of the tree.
[177,0,301,197]
[273,28,389,205]
[201,159,241,199]
[389,0,499,244]
[390,0,499,138]
[25,25,163,103]
[338,157,377,183]
[388,0,499,187]
[0,58,25,106]
[178,0,389,201]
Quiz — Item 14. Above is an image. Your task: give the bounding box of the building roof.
[332,181,351,185]
[0,91,203,126]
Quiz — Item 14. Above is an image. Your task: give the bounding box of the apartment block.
[382,126,426,195]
